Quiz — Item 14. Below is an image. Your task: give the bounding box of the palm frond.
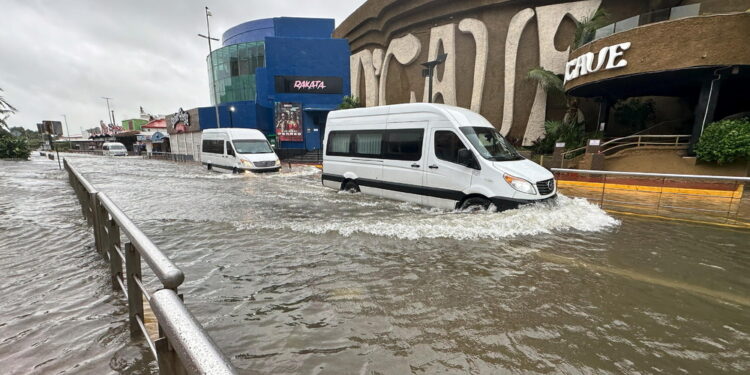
[573,8,610,48]
[527,67,564,94]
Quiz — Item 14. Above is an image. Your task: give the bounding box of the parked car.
[322,103,556,211]
[102,142,128,156]
[201,128,281,173]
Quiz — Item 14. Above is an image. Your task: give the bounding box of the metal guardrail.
[552,168,750,227]
[592,3,701,42]
[145,152,195,163]
[63,159,238,375]
[599,134,691,156]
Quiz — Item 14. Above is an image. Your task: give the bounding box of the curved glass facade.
[207,41,266,104]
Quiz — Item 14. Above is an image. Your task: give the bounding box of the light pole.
[198,6,221,128]
[61,114,71,148]
[421,53,448,103]
[229,106,235,128]
[102,97,114,128]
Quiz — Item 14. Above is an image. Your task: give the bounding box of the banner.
[274,102,303,142]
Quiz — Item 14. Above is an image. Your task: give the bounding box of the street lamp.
[421,53,448,104]
[61,114,71,148]
[198,6,221,128]
[229,106,235,128]
[102,97,114,128]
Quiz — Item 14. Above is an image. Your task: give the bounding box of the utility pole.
[61,114,71,148]
[198,6,221,128]
[421,54,448,103]
[102,96,114,127]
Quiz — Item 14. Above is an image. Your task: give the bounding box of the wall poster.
[274,102,303,142]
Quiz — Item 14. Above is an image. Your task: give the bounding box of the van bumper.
[490,194,557,211]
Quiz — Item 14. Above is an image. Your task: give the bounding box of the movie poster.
[274,102,303,142]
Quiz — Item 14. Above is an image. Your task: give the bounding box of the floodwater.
[1,154,748,374]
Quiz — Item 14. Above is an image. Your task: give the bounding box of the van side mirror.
[457,148,476,168]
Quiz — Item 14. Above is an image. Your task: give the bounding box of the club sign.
[564,42,631,84]
[275,76,343,94]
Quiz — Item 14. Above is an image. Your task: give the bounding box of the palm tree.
[0,88,18,130]
[527,67,585,152]
[573,8,610,49]
[338,96,363,110]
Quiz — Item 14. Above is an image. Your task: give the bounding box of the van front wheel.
[343,181,360,193]
[461,197,491,211]
[207,164,212,171]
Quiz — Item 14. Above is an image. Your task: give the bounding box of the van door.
[381,122,427,205]
[225,140,237,169]
[425,127,476,209]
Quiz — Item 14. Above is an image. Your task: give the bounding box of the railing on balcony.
[593,4,701,42]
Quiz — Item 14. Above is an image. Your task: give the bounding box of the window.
[460,127,523,162]
[327,132,352,156]
[355,133,382,156]
[233,140,273,154]
[434,131,467,164]
[384,129,423,161]
[202,139,224,154]
[226,141,235,156]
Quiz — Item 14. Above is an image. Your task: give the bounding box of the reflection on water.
[1,153,749,374]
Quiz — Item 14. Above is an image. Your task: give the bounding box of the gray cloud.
[0,0,365,133]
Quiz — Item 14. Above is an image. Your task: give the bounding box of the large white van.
[322,103,556,210]
[102,142,128,156]
[201,128,281,173]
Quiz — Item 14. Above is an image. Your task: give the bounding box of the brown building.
[335,0,750,147]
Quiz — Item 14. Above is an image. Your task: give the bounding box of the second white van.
[322,103,556,211]
[102,142,128,156]
[201,128,281,173]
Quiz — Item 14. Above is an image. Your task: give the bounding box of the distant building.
[167,17,351,161]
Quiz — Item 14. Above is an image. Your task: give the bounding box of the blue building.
[169,17,350,157]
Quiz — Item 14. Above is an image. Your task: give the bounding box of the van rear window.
[326,129,423,161]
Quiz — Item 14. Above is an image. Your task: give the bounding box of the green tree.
[573,9,610,49]
[0,133,31,159]
[338,96,363,110]
[526,67,586,153]
[0,87,18,131]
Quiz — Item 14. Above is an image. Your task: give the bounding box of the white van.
[201,128,281,173]
[322,103,556,211]
[102,142,128,156]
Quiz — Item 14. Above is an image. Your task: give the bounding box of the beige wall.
[335,0,750,145]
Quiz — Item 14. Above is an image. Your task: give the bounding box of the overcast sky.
[1,0,366,133]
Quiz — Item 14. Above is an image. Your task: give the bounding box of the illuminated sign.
[274,76,343,94]
[564,42,631,84]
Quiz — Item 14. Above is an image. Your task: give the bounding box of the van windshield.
[233,140,273,154]
[460,127,523,162]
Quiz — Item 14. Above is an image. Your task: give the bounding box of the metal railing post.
[156,333,187,375]
[90,193,102,253]
[125,242,144,338]
[107,218,123,291]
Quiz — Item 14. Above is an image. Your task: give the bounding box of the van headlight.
[274,159,280,166]
[241,159,254,167]
[503,174,536,195]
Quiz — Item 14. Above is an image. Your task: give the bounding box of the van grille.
[536,179,555,195]
[253,161,276,168]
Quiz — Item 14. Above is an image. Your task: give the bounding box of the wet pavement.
[1,153,748,374]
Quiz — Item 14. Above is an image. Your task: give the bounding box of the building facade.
[168,17,351,161]
[335,0,750,145]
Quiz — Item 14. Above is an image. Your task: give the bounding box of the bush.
[531,120,586,154]
[694,118,750,164]
[0,133,31,159]
[338,96,363,109]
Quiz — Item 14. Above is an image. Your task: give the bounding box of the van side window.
[434,131,468,164]
[103,145,109,151]
[226,141,235,156]
[327,132,352,156]
[354,133,382,157]
[384,129,423,161]
[202,140,223,154]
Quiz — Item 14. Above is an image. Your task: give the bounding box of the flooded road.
[2,154,749,374]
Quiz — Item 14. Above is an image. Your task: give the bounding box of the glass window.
[327,132,351,155]
[233,140,273,154]
[355,133,382,157]
[434,131,467,164]
[202,140,224,154]
[384,129,423,161]
[460,127,523,162]
[226,141,235,156]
